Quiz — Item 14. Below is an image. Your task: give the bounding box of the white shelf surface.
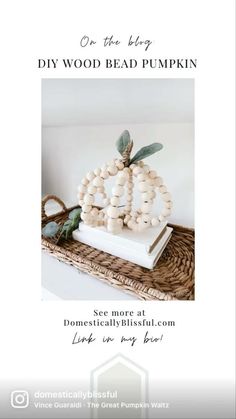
[42,252,138,301]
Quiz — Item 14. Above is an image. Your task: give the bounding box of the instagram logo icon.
[11,390,29,408]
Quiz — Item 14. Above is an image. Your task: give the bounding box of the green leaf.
[69,208,81,221]
[61,219,74,240]
[116,130,131,155]
[130,142,163,164]
[42,221,59,238]
[61,210,81,239]
[42,207,81,242]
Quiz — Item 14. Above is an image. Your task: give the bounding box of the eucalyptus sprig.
[116,130,163,166]
[42,207,81,243]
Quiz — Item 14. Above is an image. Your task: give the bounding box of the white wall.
[42,79,194,126]
[42,123,194,227]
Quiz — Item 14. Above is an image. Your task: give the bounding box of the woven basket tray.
[41,195,195,301]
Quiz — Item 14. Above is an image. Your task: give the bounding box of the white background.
[0,0,235,416]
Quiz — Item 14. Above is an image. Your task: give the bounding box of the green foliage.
[42,208,81,241]
[68,208,81,221]
[129,142,163,164]
[116,130,163,164]
[61,219,74,240]
[61,208,82,239]
[116,130,131,155]
[42,222,59,238]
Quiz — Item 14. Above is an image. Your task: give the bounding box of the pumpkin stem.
[122,140,133,167]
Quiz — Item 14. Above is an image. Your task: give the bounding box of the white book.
[73,223,173,269]
[76,220,168,254]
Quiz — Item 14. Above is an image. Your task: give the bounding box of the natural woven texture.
[122,140,133,167]
[41,195,195,301]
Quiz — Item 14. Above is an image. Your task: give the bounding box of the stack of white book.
[73,221,172,269]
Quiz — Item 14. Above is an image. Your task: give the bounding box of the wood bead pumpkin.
[77,130,173,234]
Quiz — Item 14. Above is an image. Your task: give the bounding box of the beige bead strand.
[77,159,173,233]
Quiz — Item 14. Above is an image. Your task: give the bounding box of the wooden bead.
[101,164,108,171]
[78,192,85,200]
[141,214,151,224]
[117,218,123,227]
[159,214,165,222]
[81,212,91,221]
[116,176,126,186]
[97,186,105,193]
[86,171,95,181]
[162,192,171,202]
[143,164,150,173]
[141,203,151,213]
[127,181,133,189]
[159,185,167,193]
[132,223,139,232]
[127,220,135,229]
[142,191,151,201]
[138,222,148,231]
[87,185,96,194]
[98,211,104,219]
[147,178,155,186]
[151,217,159,227]
[124,207,132,215]
[123,167,131,175]
[91,207,99,217]
[110,196,119,206]
[107,223,113,232]
[132,166,142,176]
[127,195,133,202]
[138,161,144,167]
[92,218,98,224]
[78,184,87,193]
[149,170,157,179]
[103,198,110,206]
[94,167,101,176]
[78,199,84,206]
[93,176,104,187]
[137,173,147,182]
[124,214,131,224]
[166,201,173,209]
[82,204,92,213]
[112,185,124,197]
[149,191,156,199]
[107,218,121,234]
[118,172,129,182]
[107,165,118,176]
[116,160,124,170]
[138,182,149,192]
[155,177,163,187]
[81,177,89,186]
[100,170,109,179]
[84,194,94,205]
[162,208,171,217]
[107,206,119,218]
[107,218,118,228]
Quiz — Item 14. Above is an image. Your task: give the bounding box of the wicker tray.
[41,195,195,301]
